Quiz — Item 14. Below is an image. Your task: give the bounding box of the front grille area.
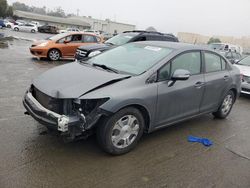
[242,88,250,93]
[32,86,63,114]
[76,49,87,56]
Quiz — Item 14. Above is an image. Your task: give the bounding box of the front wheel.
[31,29,36,33]
[48,49,61,61]
[96,107,145,155]
[14,27,19,31]
[213,90,235,119]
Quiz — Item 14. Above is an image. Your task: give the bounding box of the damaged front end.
[23,86,110,141]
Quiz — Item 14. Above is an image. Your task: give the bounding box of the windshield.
[86,43,173,75]
[105,33,138,46]
[47,33,69,41]
[238,56,250,66]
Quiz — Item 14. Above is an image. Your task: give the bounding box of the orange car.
[30,32,103,61]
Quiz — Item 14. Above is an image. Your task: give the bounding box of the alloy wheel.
[221,94,233,115]
[49,50,60,61]
[111,115,140,149]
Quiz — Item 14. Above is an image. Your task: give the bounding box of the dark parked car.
[38,25,59,34]
[0,20,6,29]
[23,41,241,155]
[75,30,179,61]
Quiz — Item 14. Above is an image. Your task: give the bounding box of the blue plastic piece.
[188,135,213,147]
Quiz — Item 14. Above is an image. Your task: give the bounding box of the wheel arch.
[110,104,151,133]
[47,48,62,59]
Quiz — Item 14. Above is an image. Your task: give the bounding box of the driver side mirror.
[171,69,190,81]
[64,40,70,44]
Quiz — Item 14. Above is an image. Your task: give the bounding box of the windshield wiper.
[92,63,119,73]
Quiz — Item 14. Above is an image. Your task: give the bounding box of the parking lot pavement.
[0,34,250,188]
[0,28,53,41]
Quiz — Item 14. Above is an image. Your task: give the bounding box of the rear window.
[205,52,226,72]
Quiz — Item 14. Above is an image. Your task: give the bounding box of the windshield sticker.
[144,46,162,51]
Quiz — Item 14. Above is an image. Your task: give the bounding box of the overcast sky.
[7,0,250,37]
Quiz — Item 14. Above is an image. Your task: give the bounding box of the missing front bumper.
[23,91,81,132]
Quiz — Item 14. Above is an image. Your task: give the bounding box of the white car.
[59,28,80,33]
[84,29,101,36]
[4,20,14,28]
[234,56,250,94]
[13,23,38,33]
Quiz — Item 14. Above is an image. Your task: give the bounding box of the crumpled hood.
[234,64,250,77]
[33,62,129,98]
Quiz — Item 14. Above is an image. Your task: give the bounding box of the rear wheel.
[31,29,36,33]
[213,90,235,119]
[14,27,19,31]
[96,107,145,155]
[7,25,11,28]
[48,49,61,61]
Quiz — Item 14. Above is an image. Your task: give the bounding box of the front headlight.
[88,50,101,57]
[37,42,48,47]
[242,75,250,83]
[73,98,109,115]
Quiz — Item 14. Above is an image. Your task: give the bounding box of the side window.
[146,35,162,41]
[171,52,201,75]
[71,34,82,43]
[133,36,146,42]
[204,52,222,72]
[58,35,72,43]
[164,37,175,42]
[158,63,170,81]
[83,35,97,43]
[158,51,201,81]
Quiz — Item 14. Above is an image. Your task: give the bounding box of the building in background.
[14,10,91,30]
[14,10,136,35]
[178,32,250,53]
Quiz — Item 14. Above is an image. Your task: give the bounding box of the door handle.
[224,75,229,81]
[194,81,205,88]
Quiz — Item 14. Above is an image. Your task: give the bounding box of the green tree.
[12,2,30,12]
[6,6,13,17]
[207,37,221,44]
[0,0,7,18]
[47,7,65,17]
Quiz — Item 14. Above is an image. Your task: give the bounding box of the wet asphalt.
[0,29,250,188]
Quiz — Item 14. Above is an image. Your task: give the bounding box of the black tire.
[48,49,61,61]
[14,27,19,31]
[7,25,11,28]
[96,107,145,155]
[31,29,36,33]
[213,90,235,119]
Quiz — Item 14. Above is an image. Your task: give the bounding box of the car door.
[55,34,73,57]
[155,51,205,127]
[200,51,231,112]
[18,24,25,31]
[67,34,84,56]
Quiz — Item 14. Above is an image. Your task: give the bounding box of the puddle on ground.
[0,35,14,49]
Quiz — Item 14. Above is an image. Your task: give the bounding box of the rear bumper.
[23,91,80,132]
